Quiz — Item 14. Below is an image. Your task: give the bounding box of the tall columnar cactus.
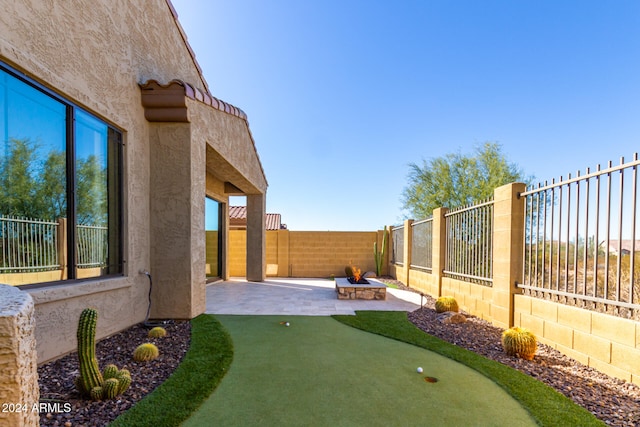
[75,309,132,400]
[76,308,104,396]
[374,229,387,277]
[501,327,537,360]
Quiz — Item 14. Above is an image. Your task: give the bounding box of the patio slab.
[205,278,422,316]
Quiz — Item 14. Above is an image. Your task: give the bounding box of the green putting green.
[183,315,536,427]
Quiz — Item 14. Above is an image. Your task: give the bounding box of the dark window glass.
[0,64,122,286]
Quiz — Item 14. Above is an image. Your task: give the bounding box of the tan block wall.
[441,277,495,322]
[405,269,438,296]
[0,286,39,427]
[229,230,380,278]
[514,294,640,384]
[229,230,247,276]
[289,231,377,277]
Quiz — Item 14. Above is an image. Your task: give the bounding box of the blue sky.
[172,0,640,231]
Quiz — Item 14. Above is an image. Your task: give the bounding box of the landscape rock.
[436,311,467,324]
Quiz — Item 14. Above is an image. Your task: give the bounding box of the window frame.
[0,61,124,288]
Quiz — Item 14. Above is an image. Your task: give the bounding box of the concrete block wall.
[229,230,247,276]
[229,230,383,278]
[289,231,378,277]
[441,277,495,322]
[515,295,640,384]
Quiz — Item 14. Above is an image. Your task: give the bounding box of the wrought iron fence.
[410,217,433,271]
[444,198,494,285]
[391,225,404,264]
[0,216,60,272]
[0,215,108,273]
[77,223,108,268]
[519,153,640,318]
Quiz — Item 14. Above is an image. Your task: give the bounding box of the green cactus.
[103,378,120,400]
[148,326,167,338]
[501,327,537,360]
[90,386,103,401]
[76,308,104,395]
[435,296,459,313]
[133,343,160,362]
[102,364,119,380]
[75,309,132,400]
[374,229,387,276]
[116,370,132,394]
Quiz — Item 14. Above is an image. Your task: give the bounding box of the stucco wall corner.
[0,285,39,427]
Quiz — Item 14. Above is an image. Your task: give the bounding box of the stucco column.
[0,285,39,427]
[432,207,448,297]
[491,182,526,329]
[150,123,205,319]
[246,193,266,281]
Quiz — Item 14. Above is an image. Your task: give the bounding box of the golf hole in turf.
[424,376,438,383]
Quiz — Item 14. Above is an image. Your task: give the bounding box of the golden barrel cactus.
[148,326,167,338]
[435,296,459,313]
[501,327,537,360]
[133,343,160,362]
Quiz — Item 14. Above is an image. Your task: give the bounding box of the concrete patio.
[205,278,423,316]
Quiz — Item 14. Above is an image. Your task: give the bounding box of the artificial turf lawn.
[110,312,602,427]
[183,315,537,427]
[333,311,604,427]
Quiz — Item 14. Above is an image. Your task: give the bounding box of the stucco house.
[0,0,266,389]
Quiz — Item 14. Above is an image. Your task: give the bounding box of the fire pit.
[335,277,387,300]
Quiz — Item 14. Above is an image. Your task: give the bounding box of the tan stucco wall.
[149,123,207,319]
[0,0,266,362]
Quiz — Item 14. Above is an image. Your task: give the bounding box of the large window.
[0,63,122,286]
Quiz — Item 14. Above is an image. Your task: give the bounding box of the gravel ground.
[38,281,640,427]
[38,321,190,427]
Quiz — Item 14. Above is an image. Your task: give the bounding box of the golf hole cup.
[417,367,423,373]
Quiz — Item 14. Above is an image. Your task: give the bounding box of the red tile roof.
[229,206,285,230]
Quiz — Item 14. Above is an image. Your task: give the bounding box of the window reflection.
[0,65,122,286]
